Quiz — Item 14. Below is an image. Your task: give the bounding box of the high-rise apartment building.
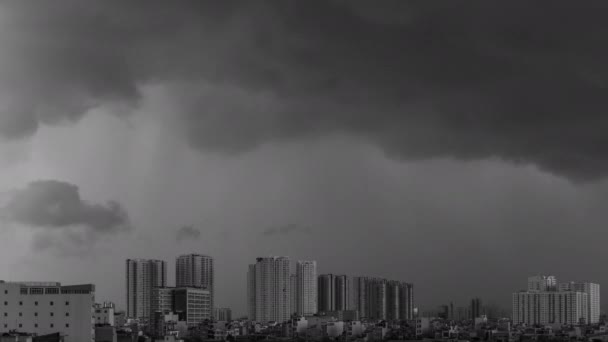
[399,282,414,320]
[470,297,482,319]
[247,264,256,320]
[559,281,600,324]
[352,277,368,319]
[513,276,593,325]
[247,257,291,323]
[387,281,400,320]
[513,291,588,325]
[350,277,413,320]
[126,259,167,322]
[175,254,214,310]
[296,261,317,316]
[335,275,352,311]
[368,278,387,320]
[290,274,297,315]
[0,281,96,342]
[318,274,336,312]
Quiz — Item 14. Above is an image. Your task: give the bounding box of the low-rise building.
[0,281,95,342]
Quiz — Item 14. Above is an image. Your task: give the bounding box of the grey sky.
[1,1,608,315]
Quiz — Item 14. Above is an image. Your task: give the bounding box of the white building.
[150,287,211,328]
[247,257,291,323]
[559,281,600,324]
[513,276,595,325]
[0,281,95,342]
[175,254,214,310]
[513,290,588,325]
[126,258,167,322]
[94,302,115,326]
[296,261,317,316]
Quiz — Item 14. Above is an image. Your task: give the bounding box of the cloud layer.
[4,180,129,232]
[176,225,201,242]
[1,1,608,181]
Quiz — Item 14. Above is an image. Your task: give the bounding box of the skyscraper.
[368,278,387,320]
[318,274,336,312]
[513,276,595,325]
[559,281,600,324]
[247,257,291,323]
[290,274,297,315]
[175,254,214,310]
[352,277,368,319]
[513,291,588,325]
[126,259,167,321]
[398,282,414,320]
[296,260,318,316]
[335,275,352,311]
[247,264,256,320]
[470,297,482,319]
[387,281,400,320]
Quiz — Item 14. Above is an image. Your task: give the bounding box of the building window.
[50,301,54,306]
[65,301,69,305]
[50,324,54,328]
[34,312,38,316]
[35,324,38,328]
[65,323,69,328]
[19,312,22,316]
[50,312,54,316]
[65,312,69,316]
[18,324,22,328]
[35,301,38,306]
[20,288,27,295]
[19,301,22,306]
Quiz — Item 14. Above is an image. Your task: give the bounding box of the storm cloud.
[0,2,608,181]
[3,180,129,232]
[0,0,608,180]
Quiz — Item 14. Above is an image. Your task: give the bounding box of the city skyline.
[3,0,608,323]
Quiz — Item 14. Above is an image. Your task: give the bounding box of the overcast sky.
[1,1,608,315]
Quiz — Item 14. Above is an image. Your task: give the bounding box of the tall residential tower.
[126,259,167,321]
[247,257,291,323]
[176,254,214,310]
[296,260,318,316]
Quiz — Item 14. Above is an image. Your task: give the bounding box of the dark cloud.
[3,1,608,180]
[176,225,201,242]
[262,223,312,237]
[3,180,129,232]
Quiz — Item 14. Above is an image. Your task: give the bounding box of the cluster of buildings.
[512,275,600,326]
[125,254,215,337]
[0,256,602,342]
[246,256,414,325]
